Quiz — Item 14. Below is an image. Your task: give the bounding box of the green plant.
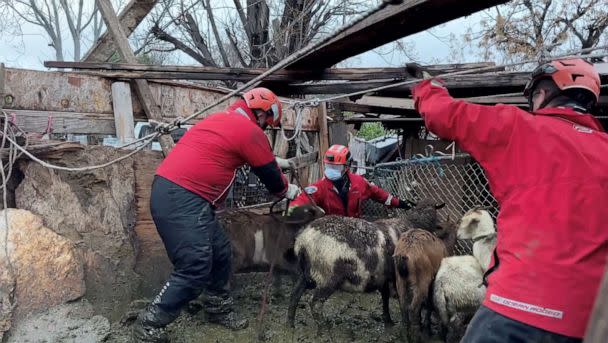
[357,122,386,141]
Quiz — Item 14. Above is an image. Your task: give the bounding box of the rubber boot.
[204,294,249,330]
[132,304,177,342]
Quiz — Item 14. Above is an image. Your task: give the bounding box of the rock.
[15,146,139,320]
[0,209,85,334]
[6,300,110,343]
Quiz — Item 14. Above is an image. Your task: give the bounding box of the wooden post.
[83,0,158,62]
[111,82,136,145]
[96,0,174,155]
[318,102,330,175]
[328,109,349,146]
[584,263,608,342]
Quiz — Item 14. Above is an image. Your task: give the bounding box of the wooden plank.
[6,109,117,135]
[280,0,509,70]
[111,82,136,143]
[44,61,499,82]
[286,151,319,170]
[96,0,173,154]
[584,264,608,342]
[328,110,349,146]
[318,102,330,175]
[273,132,289,158]
[0,141,84,160]
[345,116,423,123]
[83,0,158,62]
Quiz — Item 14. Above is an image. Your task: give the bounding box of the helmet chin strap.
[528,88,558,112]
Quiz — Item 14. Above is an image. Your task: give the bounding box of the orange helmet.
[324,145,351,165]
[524,58,600,106]
[243,87,283,127]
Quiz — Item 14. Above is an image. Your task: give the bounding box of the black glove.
[398,199,417,210]
[405,62,432,80]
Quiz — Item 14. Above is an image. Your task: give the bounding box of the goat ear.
[435,203,446,210]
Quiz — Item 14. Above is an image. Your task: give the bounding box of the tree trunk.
[246,0,270,67]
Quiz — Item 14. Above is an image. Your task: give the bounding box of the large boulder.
[15,146,139,320]
[0,209,85,339]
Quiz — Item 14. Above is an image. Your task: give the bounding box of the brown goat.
[393,229,448,343]
[218,205,324,277]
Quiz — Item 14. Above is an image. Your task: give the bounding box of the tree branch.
[203,0,230,67]
[183,11,217,66]
[232,0,251,41]
[151,24,214,66]
[225,27,248,67]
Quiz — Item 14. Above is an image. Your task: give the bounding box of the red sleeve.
[412,79,519,164]
[289,183,322,208]
[367,180,400,207]
[241,125,288,196]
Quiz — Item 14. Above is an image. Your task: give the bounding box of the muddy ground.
[107,273,443,343]
[8,273,448,343]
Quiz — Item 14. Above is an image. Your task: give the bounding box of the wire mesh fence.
[366,153,498,255]
[225,151,499,257]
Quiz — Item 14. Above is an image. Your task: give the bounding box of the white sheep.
[432,207,497,343]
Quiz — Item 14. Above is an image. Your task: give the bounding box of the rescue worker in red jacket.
[411,58,608,342]
[133,87,301,342]
[288,144,415,217]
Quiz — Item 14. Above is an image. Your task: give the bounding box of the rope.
[280,104,305,142]
[0,109,26,313]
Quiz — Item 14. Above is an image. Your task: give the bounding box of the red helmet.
[243,87,283,127]
[323,145,351,165]
[524,58,600,105]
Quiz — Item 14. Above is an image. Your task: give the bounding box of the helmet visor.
[524,64,558,96]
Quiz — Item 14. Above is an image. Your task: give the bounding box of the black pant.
[149,176,232,316]
[461,306,582,343]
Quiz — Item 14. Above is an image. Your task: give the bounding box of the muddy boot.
[132,304,177,342]
[205,294,249,330]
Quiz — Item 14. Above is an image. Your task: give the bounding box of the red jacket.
[289,170,400,217]
[413,79,608,338]
[156,99,288,207]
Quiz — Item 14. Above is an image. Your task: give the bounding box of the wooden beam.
[44,61,499,82]
[344,117,423,123]
[281,71,608,98]
[96,0,174,155]
[111,82,136,144]
[334,102,419,116]
[328,109,349,146]
[286,151,319,170]
[1,68,322,132]
[280,0,509,70]
[7,109,117,135]
[82,0,157,62]
[318,102,330,175]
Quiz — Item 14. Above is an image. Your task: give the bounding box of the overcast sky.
[0,7,483,70]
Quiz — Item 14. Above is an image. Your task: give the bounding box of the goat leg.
[310,287,334,335]
[380,282,394,327]
[287,274,307,328]
[409,293,423,343]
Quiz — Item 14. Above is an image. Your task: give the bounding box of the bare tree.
[142,0,371,68]
[0,0,104,61]
[465,0,608,63]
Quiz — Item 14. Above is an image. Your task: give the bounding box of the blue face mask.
[324,165,344,181]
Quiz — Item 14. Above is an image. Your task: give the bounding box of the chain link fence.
[224,150,499,257]
[366,153,498,255]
